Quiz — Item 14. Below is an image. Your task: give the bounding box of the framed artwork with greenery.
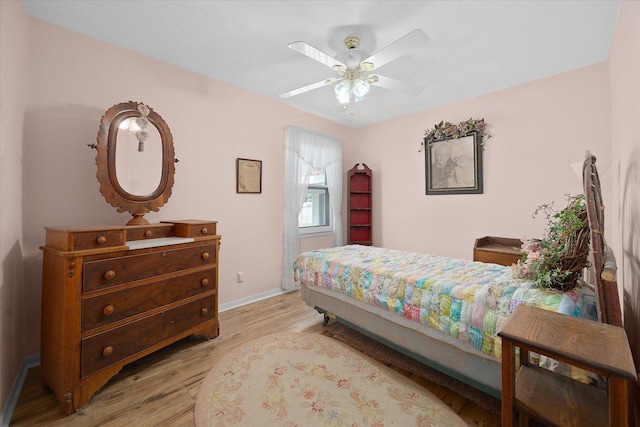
[425,132,483,195]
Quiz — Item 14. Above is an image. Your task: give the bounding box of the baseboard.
[219,288,295,313]
[1,354,40,427]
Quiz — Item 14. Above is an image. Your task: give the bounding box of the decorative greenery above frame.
[420,118,490,152]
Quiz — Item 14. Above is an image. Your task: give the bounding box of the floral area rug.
[194,332,466,426]
[324,320,501,414]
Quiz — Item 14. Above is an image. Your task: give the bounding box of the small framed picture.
[236,158,262,194]
[425,132,483,195]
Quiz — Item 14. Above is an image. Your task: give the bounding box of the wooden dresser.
[40,220,220,415]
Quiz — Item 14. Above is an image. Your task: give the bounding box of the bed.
[294,152,621,398]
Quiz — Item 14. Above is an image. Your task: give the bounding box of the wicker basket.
[550,208,590,290]
[514,196,591,291]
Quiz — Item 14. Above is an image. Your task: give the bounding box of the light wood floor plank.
[10,290,499,426]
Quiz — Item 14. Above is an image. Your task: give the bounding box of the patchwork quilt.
[294,245,584,360]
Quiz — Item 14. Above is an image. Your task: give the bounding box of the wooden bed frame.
[583,152,622,326]
[299,151,621,399]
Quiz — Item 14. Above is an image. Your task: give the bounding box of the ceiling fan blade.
[371,75,425,96]
[278,78,338,99]
[361,29,430,71]
[288,41,346,70]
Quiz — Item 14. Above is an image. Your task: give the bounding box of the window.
[299,168,331,234]
[283,126,343,290]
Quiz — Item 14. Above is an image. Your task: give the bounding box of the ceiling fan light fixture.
[361,61,374,71]
[282,30,430,115]
[352,78,370,100]
[334,80,351,104]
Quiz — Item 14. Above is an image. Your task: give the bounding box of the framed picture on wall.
[425,132,483,195]
[236,158,262,194]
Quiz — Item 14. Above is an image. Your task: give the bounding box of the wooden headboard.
[583,151,622,326]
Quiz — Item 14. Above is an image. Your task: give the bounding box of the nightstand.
[498,304,636,426]
[473,236,523,266]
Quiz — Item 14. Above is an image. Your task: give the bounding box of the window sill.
[299,230,333,239]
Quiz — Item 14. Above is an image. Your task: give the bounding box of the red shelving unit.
[347,163,372,245]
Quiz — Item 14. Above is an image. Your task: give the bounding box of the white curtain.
[282,126,343,291]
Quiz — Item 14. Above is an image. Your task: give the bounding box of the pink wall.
[0,0,28,408]
[609,0,640,381]
[357,64,612,259]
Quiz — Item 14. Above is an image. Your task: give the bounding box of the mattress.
[294,244,585,361]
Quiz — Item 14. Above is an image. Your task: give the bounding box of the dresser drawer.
[82,268,216,332]
[45,227,126,251]
[125,223,175,241]
[166,220,217,237]
[83,242,216,293]
[81,295,216,378]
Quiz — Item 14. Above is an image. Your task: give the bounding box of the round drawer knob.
[96,236,107,245]
[201,227,208,234]
[145,230,153,238]
[102,346,113,357]
[202,252,210,260]
[201,278,209,287]
[104,270,116,280]
[102,305,115,316]
[201,308,209,316]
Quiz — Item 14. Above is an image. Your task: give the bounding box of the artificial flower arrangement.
[512,194,590,291]
[420,118,490,151]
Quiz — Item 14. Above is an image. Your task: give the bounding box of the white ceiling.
[23,0,620,128]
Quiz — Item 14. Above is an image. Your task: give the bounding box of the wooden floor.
[10,290,500,426]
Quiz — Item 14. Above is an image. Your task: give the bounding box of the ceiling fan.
[278,29,430,113]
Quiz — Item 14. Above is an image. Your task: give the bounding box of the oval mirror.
[94,101,175,225]
[115,117,163,195]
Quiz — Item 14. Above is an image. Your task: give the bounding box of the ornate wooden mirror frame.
[94,101,175,225]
